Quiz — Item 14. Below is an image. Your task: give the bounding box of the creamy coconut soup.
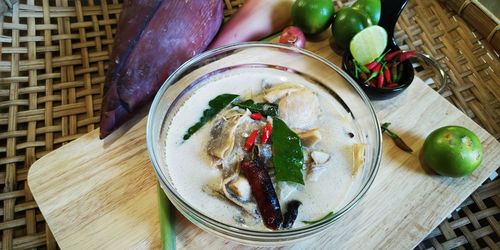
[164,68,364,231]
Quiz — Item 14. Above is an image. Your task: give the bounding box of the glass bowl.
[146,42,382,246]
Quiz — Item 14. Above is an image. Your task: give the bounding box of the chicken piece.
[207,109,243,160]
[227,176,252,202]
[263,83,303,103]
[277,182,299,201]
[215,110,259,172]
[307,151,330,181]
[220,153,244,177]
[307,165,326,182]
[278,89,320,130]
[297,128,322,147]
[202,174,259,220]
[222,173,259,216]
[311,151,330,165]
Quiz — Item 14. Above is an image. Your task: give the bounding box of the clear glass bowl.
[147,43,382,246]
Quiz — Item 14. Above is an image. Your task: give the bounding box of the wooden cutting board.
[28,40,500,249]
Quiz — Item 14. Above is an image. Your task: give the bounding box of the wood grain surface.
[28,39,500,249]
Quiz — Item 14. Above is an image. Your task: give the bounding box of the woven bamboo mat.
[0,0,498,249]
[439,0,499,53]
[401,2,500,248]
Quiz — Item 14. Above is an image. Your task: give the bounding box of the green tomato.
[292,0,335,35]
[422,126,483,177]
[331,7,372,50]
[352,0,381,24]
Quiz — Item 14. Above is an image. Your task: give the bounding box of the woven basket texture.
[439,0,499,53]
[0,0,498,249]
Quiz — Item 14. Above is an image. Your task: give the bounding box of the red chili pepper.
[369,79,376,87]
[244,130,259,151]
[261,123,272,144]
[359,63,370,74]
[399,50,416,62]
[250,112,263,120]
[384,66,392,84]
[365,61,379,71]
[365,63,383,83]
[385,50,403,61]
[372,62,382,73]
[377,70,385,88]
[385,83,400,89]
[365,71,378,83]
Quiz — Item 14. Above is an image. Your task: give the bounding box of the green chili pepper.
[395,63,404,82]
[364,62,384,83]
[391,63,398,81]
[381,122,413,153]
[355,60,370,73]
[375,50,391,62]
[365,71,379,83]
[354,61,360,78]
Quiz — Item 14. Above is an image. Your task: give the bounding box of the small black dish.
[342,0,414,100]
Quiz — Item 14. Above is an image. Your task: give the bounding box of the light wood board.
[28,40,500,249]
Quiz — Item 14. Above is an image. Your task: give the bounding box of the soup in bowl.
[147,43,381,246]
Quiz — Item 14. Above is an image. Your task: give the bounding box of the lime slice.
[349,25,387,65]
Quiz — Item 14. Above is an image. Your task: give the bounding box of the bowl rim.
[146,42,382,237]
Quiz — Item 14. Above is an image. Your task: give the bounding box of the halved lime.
[349,25,387,65]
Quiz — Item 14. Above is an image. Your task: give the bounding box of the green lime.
[422,126,483,177]
[349,25,387,65]
[292,0,335,35]
[352,0,381,24]
[331,7,372,50]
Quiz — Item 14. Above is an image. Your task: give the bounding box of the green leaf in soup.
[233,100,278,117]
[271,117,304,184]
[183,93,239,140]
[302,211,335,224]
